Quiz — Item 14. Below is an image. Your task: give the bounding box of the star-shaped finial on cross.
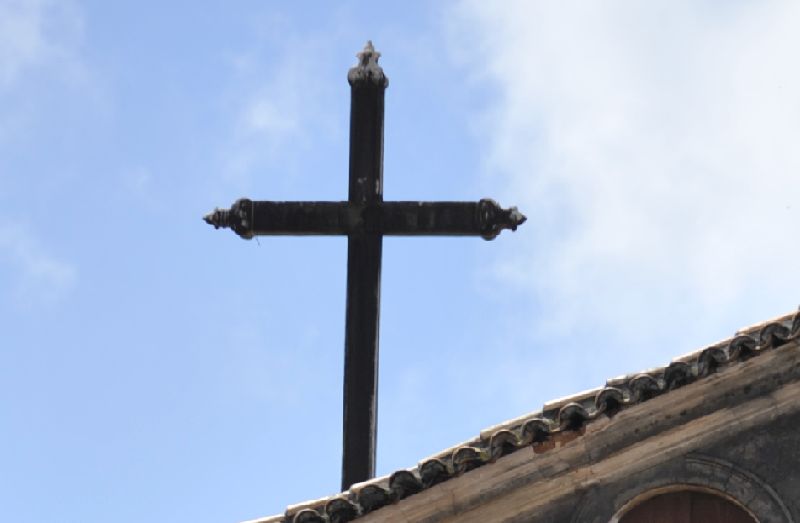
[357,40,380,67]
[347,40,388,87]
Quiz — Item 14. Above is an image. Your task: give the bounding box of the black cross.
[204,42,526,491]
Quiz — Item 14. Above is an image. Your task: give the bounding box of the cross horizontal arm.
[203,198,526,240]
[204,200,350,238]
[381,200,526,239]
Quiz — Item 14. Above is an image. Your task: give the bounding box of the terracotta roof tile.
[251,309,800,523]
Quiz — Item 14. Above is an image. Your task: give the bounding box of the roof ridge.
[249,309,800,523]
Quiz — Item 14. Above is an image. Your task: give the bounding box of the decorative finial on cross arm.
[347,40,388,87]
[202,198,254,239]
[478,199,527,240]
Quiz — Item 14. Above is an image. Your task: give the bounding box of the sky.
[2,1,800,522]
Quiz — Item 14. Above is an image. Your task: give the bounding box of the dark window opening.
[620,489,755,523]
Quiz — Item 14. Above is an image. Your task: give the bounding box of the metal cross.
[204,41,526,491]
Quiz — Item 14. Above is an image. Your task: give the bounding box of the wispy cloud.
[0,0,85,88]
[0,0,92,151]
[223,54,308,183]
[0,221,77,308]
[220,22,349,190]
[448,1,800,354]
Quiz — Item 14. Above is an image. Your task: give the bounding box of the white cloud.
[0,0,85,88]
[0,221,77,308]
[0,0,48,85]
[221,29,346,188]
[449,1,800,350]
[244,98,300,138]
[0,0,91,149]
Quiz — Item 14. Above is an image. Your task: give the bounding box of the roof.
[246,309,800,523]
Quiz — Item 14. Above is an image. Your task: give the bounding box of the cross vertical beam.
[342,42,387,490]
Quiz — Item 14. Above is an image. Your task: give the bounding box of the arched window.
[620,489,755,523]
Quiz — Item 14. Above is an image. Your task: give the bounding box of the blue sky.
[2,1,800,522]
